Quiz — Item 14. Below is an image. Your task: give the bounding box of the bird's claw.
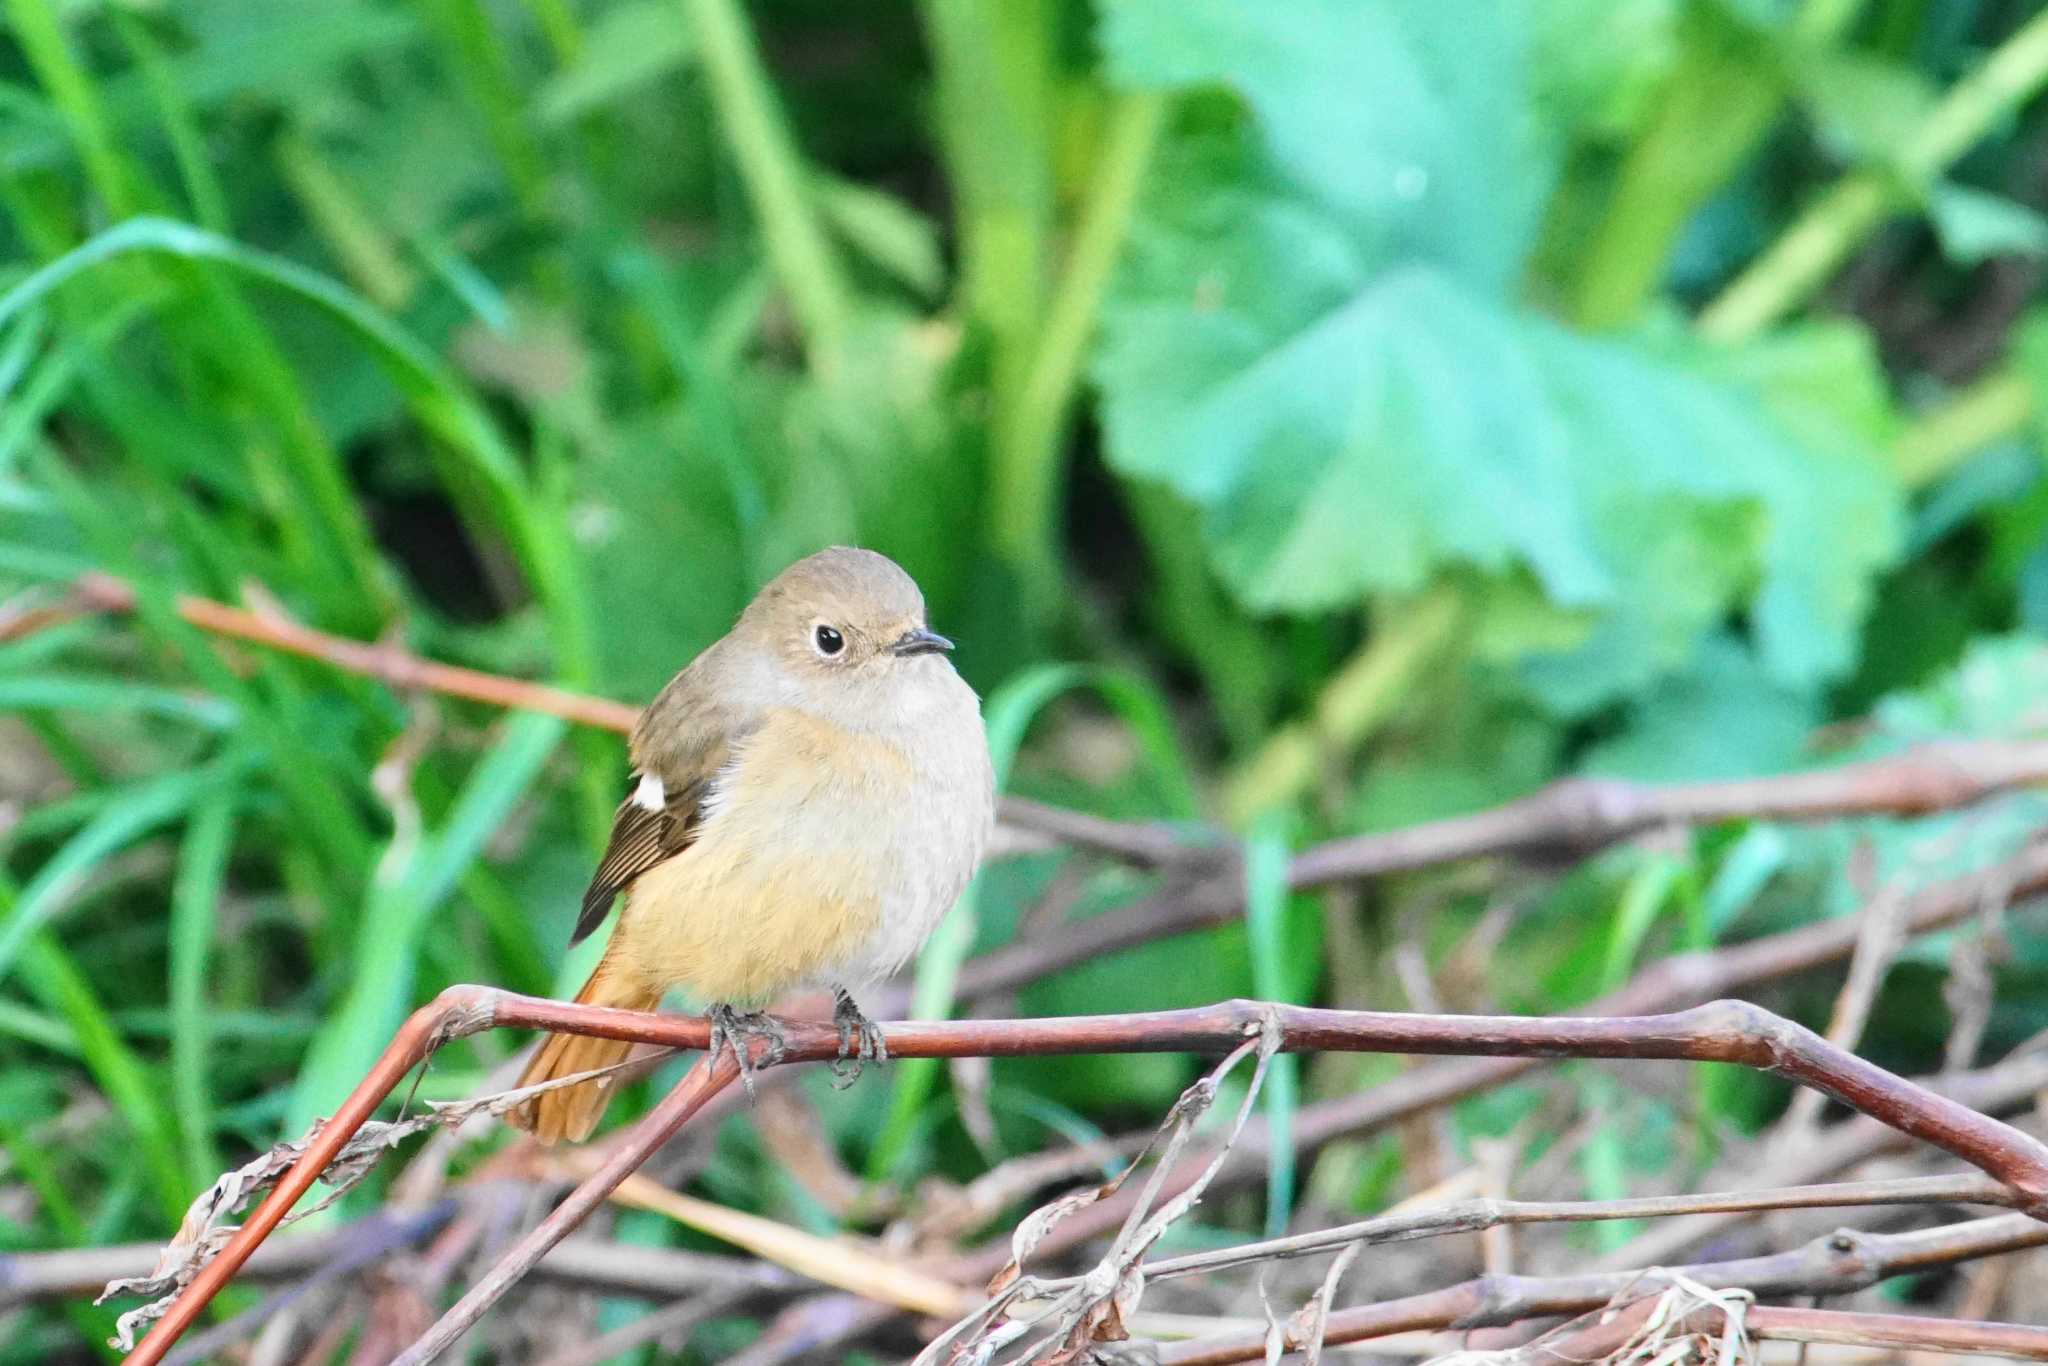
[707,1004,785,1102]
[830,990,888,1089]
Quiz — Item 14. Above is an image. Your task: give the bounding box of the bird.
[509,546,994,1143]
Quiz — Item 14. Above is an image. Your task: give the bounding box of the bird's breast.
[620,701,992,1003]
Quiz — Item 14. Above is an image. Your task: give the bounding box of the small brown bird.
[511,547,994,1143]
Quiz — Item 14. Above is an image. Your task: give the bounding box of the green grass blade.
[3,0,148,214]
[0,755,239,984]
[1241,811,1297,1238]
[169,793,236,1191]
[15,931,188,1223]
[1598,852,1689,994]
[0,218,563,618]
[0,673,237,729]
[0,997,79,1054]
[289,712,565,1132]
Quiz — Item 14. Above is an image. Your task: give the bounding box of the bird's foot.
[706,1004,786,1101]
[830,989,888,1089]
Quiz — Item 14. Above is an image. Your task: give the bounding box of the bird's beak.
[891,627,954,657]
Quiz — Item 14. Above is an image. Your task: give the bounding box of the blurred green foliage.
[5,0,2048,1359]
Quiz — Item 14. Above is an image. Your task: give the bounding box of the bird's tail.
[507,958,659,1145]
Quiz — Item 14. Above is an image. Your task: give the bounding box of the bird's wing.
[571,776,709,944]
[570,658,755,945]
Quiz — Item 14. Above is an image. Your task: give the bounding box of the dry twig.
[1151,1211,2048,1363]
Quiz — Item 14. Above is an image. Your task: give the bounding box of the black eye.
[813,624,844,656]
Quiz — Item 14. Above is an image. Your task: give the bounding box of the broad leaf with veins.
[1091,0,1902,710]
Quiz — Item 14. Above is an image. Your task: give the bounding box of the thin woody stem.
[1543,1303,2048,1366]
[120,991,2048,1364]
[1134,1172,2017,1284]
[389,1051,741,1365]
[49,573,644,733]
[1155,1212,2048,1364]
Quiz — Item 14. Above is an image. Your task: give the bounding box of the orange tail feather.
[507,961,659,1145]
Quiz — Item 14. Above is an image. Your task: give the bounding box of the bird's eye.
[813,624,844,656]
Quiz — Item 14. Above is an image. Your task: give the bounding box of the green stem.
[1224,584,1464,823]
[1701,8,2048,343]
[4,0,145,215]
[1570,0,1863,329]
[1890,366,2035,488]
[424,0,548,214]
[686,0,855,367]
[274,130,417,312]
[112,11,230,233]
[920,0,1054,377]
[991,92,1167,586]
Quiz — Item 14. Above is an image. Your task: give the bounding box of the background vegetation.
[5,0,2048,1360]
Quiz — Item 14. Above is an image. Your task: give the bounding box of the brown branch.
[118,991,2048,1364]
[153,1202,455,1366]
[1506,1300,2048,1366]
[530,1290,749,1366]
[1738,1305,2048,1360]
[949,843,2048,1282]
[623,846,2048,1365]
[387,1052,740,1365]
[937,1173,2023,1364]
[1286,741,2048,885]
[1152,1211,2048,1364]
[60,573,644,733]
[0,1219,798,1308]
[1132,1172,2017,1284]
[1595,1046,2048,1271]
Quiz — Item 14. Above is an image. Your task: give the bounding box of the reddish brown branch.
[953,842,2048,1279]
[1132,1172,2018,1284]
[119,992,2048,1364]
[542,842,2048,1365]
[56,574,645,733]
[1286,741,2048,885]
[1737,1305,2048,1360]
[1541,1302,2048,1365]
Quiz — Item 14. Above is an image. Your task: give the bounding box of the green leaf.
[1101,237,1898,696]
[815,177,946,300]
[1580,635,1819,782]
[1929,184,2048,266]
[534,0,696,126]
[1095,33,1902,705]
[1097,0,1551,288]
[1796,52,1940,166]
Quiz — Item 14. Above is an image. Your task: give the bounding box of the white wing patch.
[632,772,666,812]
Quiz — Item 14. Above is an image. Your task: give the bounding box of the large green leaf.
[1098,0,1550,288]
[1092,1,1902,704]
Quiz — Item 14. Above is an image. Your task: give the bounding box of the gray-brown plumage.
[510,547,994,1142]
